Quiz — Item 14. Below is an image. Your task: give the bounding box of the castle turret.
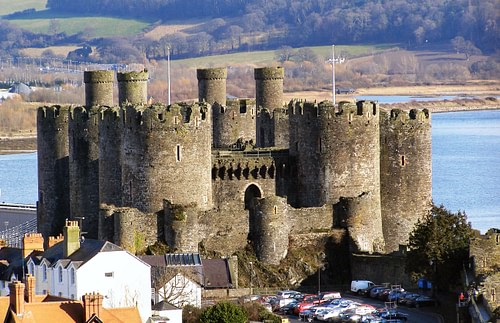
[37,105,70,242]
[197,67,227,106]
[253,196,290,264]
[212,99,256,148]
[255,67,286,148]
[117,70,148,106]
[84,70,114,107]
[380,109,432,252]
[69,105,101,238]
[289,100,384,253]
[254,67,284,111]
[121,103,212,214]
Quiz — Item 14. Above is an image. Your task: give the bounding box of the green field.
[8,16,150,37]
[174,45,388,68]
[0,0,46,16]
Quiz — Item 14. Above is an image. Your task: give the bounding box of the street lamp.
[318,252,326,295]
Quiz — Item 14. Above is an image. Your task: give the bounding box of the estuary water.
[0,110,498,233]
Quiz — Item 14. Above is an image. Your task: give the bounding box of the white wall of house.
[30,250,151,322]
[75,251,151,322]
[158,273,201,308]
[149,309,182,323]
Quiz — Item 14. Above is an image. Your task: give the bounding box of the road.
[281,294,443,323]
[0,203,37,228]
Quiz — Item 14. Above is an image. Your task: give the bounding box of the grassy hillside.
[8,15,150,37]
[0,0,46,16]
[173,45,389,68]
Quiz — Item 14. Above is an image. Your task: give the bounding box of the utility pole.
[167,46,171,105]
[332,44,336,105]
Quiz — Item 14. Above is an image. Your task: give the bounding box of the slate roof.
[40,239,124,268]
[152,300,180,311]
[202,259,232,289]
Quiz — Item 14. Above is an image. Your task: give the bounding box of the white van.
[351,280,375,294]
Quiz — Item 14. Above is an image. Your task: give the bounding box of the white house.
[26,221,152,322]
[158,272,202,308]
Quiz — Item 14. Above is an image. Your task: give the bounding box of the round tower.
[334,192,385,253]
[212,98,256,148]
[121,103,212,214]
[117,70,148,106]
[68,105,101,239]
[37,105,70,241]
[253,196,290,265]
[254,67,284,110]
[197,67,227,106]
[380,109,432,252]
[84,70,114,107]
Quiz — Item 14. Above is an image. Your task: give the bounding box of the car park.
[277,290,302,299]
[370,287,388,298]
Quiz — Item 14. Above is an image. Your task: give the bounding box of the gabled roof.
[152,300,180,311]
[42,239,124,268]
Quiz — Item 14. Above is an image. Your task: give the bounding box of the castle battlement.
[388,108,431,123]
[99,106,121,122]
[38,105,70,119]
[122,103,209,130]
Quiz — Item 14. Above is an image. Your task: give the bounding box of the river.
[0,110,498,233]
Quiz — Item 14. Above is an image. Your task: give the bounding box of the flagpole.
[332,44,336,105]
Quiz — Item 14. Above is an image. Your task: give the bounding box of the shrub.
[199,301,248,323]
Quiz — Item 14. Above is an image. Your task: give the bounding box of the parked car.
[398,293,420,306]
[277,290,301,299]
[279,300,299,314]
[370,287,388,298]
[351,280,375,294]
[413,295,438,307]
[320,291,342,302]
[359,285,385,297]
[378,309,409,321]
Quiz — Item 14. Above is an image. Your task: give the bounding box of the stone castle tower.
[37,66,432,264]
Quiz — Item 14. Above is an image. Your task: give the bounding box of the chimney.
[48,234,64,248]
[83,292,103,321]
[22,233,44,258]
[63,220,80,258]
[25,274,35,303]
[9,281,25,315]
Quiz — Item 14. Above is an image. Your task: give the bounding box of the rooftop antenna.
[74,216,87,241]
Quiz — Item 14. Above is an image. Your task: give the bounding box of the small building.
[148,300,182,323]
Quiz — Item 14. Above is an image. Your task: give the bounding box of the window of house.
[42,264,47,281]
[70,268,75,285]
[58,266,63,283]
[28,263,34,275]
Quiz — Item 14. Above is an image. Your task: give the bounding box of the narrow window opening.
[274,206,277,214]
[174,116,178,125]
[176,145,181,162]
[401,155,406,166]
[158,113,164,121]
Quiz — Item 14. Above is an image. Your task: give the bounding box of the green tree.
[199,301,248,323]
[406,204,473,291]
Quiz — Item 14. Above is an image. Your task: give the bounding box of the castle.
[36,67,432,265]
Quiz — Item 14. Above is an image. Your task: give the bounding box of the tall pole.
[332,44,336,105]
[167,46,171,105]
